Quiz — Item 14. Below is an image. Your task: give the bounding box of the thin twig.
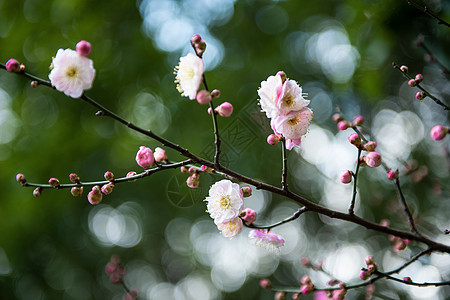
[348,147,362,215]
[243,207,308,230]
[407,0,450,27]
[281,138,288,191]
[393,178,421,235]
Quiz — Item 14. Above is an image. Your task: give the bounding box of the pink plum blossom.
[271,107,313,140]
[258,73,283,119]
[135,146,154,169]
[174,53,204,100]
[285,137,302,150]
[215,217,243,239]
[276,79,310,116]
[205,179,244,224]
[248,229,285,253]
[49,48,95,98]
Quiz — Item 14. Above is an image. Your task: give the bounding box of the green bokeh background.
[0,0,449,299]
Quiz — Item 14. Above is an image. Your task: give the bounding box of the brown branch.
[407,0,450,27]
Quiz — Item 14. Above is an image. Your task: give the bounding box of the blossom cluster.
[258,71,313,150]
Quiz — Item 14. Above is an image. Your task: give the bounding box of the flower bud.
[400,65,408,73]
[276,71,287,83]
[200,165,213,173]
[76,40,92,56]
[403,277,412,283]
[19,64,25,72]
[300,284,313,295]
[241,208,256,224]
[101,183,114,195]
[207,107,213,115]
[408,79,417,87]
[352,115,364,126]
[211,89,221,98]
[190,34,202,45]
[135,146,154,169]
[300,257,311,267]
[186,175,199,188]
[348,133,361,146]
[69,173,80,183]
[337,120,350,131]
[126,171,137,182]
[364,152,382,168]
[188,166,197,175]
[367,263,378,273]
[240,186,252,197]
[88,185,103,204]
[259,278,272,290]
[332,113,343,122]
[301,275,312,285]
[415,91,426,100]
[274,291,286,300]
[363,141,377,152]
[104,171,114,181]
[332,288,347,300]
[33,187,42,197]
[196,89,212,105]
[16,173,26,184]
[267,134,281,145]
[339,170,353,184]
[154,147,168,162]
[291,292,301,300]
[31,81,39,88]
[48,177,60,188]
[430,125,448,141]
[215,102,233,117]
[360,270,370,280]
[71,186,83,197]
[414,73,423,83]
[393,239,407,251]
[365,256,375,265]
[194,41,206,57]
[6,58,20,72]
[387,169,399,180]
[180,166,189,174]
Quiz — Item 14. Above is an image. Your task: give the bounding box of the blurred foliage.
[0,0,449,299]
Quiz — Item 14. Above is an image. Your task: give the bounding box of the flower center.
[220,195,231,208]
[181,67,195,80]
[282,94,294,106]
[288,116,300,126]
[65,65,79,78]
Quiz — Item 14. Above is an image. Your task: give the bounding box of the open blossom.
[276,79,310,116]
[205,179,244,224]
[248,229,285,253]
[258,74,283,119]
[174,53,204,100]
[271,107,313,140]
[215,217,243,239]
[49,48,95,98]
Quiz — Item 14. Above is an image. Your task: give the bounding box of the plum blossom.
[276,79,310,116]
[174,53,204,100]
[205,179,244,224]
[49,48,95,98]
[248,229,285,253]
[271,107,313,141]
[258,74,283,119]
[215,217,243,239]
[135,146,154,169]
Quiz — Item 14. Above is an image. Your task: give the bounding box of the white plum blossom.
[49,49,95,98]
[205,179,244,224]
[258,74,283,119]
[248,229,285,253]
[215,217,243,239]
[174,53,204,100]
[271,107,313,140]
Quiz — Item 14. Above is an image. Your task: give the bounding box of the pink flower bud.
[380,219,389,227]
[186,175,199,188]
[101,183,114,195]
[191,34,202,45]
[363,141,377,152]
[267,134,281,145]
[180,166,189,174]
[135,146,154,169]
[104,171,114,181]
[332,113,343,122]
[196,89,212,105]
[31,81,39,88]
[69,173,80,183]
[291,292,301,300]
[414,73,423,83]
[403,277,412,283]
[332,288,347,300]
[16,173,26,184]
[88,185,103,204]
[408,79,417,87]
[154,147,168,162]
[300,284,314,295]
[200,165,213,173]
[393,239,407,251]
[360,270,370,280]
[430,125,448,141]
[337,120,350,131]
[105,262,116,275]
[367,263,377,273]
[352,115,364,126]
[240,186,252,197]
[76,40,92,56]
[387,169,399,180]
[33,187,42,197]
[126,171,137,182]
[365,256,375,265]
[348,133,361,146]
[194,41,206,57]
[400,65,408,73]
[276,70,287,83]
[71,186,83,197]
[207,107,213,115]
[6,58,20,72]
[364,152,382,168]
[215,102,233,117]
[211,89,221,98]
[301,275,312,285]
[415,91,426,100]
[188,166,197,174]
[241,208,256,224]
[259,278,272,290]
[48,177,60,187]
[300,257,311,267]
[274,291,286,300]
[339,170,353,184]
